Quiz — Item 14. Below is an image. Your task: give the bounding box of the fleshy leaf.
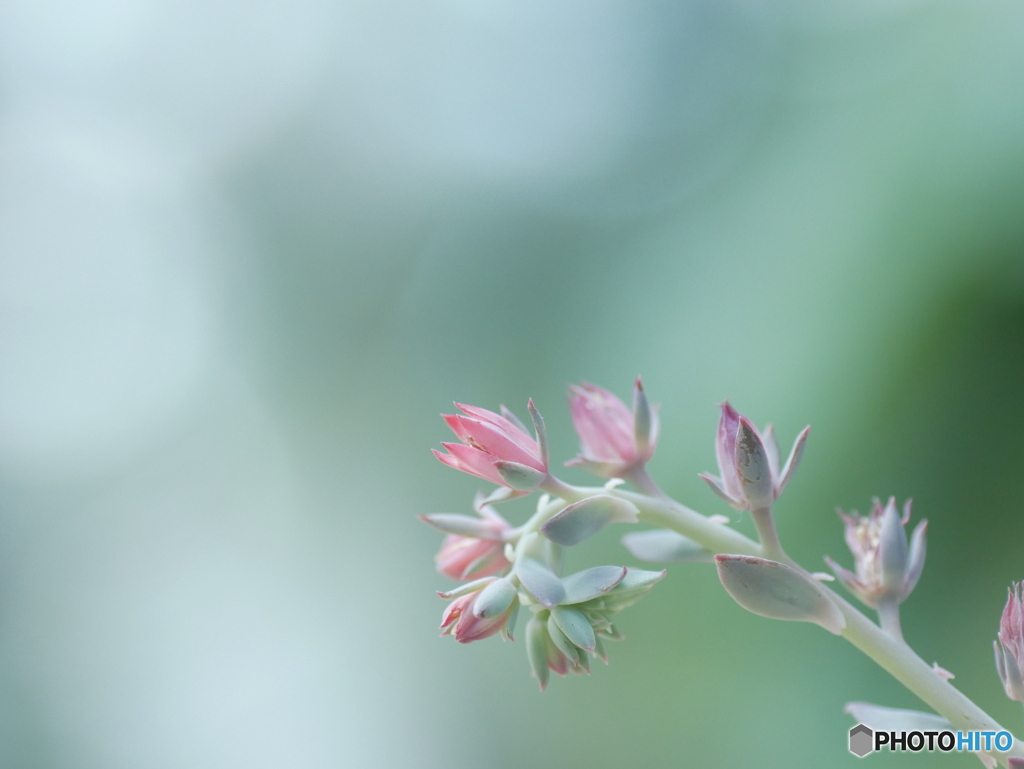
[621,529,713,563]
[844,702,951,732]
[527,399,549,468]
[437,577,495,599]
[494,461,546,492]
[540,495,640,547]
[736,419,773,508]
[561,565,627,604]
[1001,642,1024,701]
[595,567,666,611]
[617,567,667,591]
[761,424,780,479]
[699,473,741,509]
[902,519,928,599]
[472,578,518,619]
[516,558,566,607]
[419,514,499,539]
[552,606,596,651]
[546,613,581,664]
[526,615,550,691]
[633,377,653,454]
[878,500,909,590]
[778,425,810,493]
[477,486,523,506]
[715,555,846,634]
[502,599,519,641]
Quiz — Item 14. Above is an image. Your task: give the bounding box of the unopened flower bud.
[522,565,665,690]
[439,581,519,644]
[421,503,513,581]
[565,379,659,479]
[995,583,1024,703]
[699,402,809,511]
[825,497,927,610]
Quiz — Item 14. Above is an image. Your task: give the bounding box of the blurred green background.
[1,1,1023,766]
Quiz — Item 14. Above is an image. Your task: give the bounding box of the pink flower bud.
[424,505,513,581]
[825,497,927,610]
[565,379,659,479]
[439,583,519,644]
[433,402,547,491]
[699,401,809,511]
[995,583,1024,703]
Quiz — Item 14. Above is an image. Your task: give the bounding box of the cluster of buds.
[419,380,948,711]
[421,374,1024,765]
[423,383,666,688]
[525,566,664,689]
[422,385,827,687]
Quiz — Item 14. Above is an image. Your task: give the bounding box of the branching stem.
[545,475,1023,766]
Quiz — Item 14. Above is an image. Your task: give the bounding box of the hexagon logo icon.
[849,723,874,757]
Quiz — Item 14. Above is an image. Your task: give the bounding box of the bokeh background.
[1,1,1023,766]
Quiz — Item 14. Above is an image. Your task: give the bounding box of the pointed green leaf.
[502,600,520,641]
[526,615,550,690]
[622,529,712,563]
[844,702,951,733]
[736,419,773,508]
[527,399,549,468]
[878,500,909,591]
[436,577,495,599]
[715,555,845,635]
[541,495,640,547]
[552,606,596,651]
[561,565,627,604]
[418,513,497,538]
[494,461,545,492]
[516,558,566,607]
[632,377,653,454]
[778,425,809,493]
[472,578,517,619]
[546,613,580,664]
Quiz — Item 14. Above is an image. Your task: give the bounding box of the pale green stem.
[624,465,667,500]
[545,476,1023,766]
[877,599,904,642]
[517,490,574,538]
[751,505,787,562]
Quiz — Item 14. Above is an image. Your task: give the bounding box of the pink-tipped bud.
[565,379,659,479]
[439,583,519,644]
[424,504,513,581]
[433,402,548,492]
[996,583,1024,703]
[699,401,809,511]
[825,497,927,610]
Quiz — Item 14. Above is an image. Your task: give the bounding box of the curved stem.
[543,475,1022,765]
